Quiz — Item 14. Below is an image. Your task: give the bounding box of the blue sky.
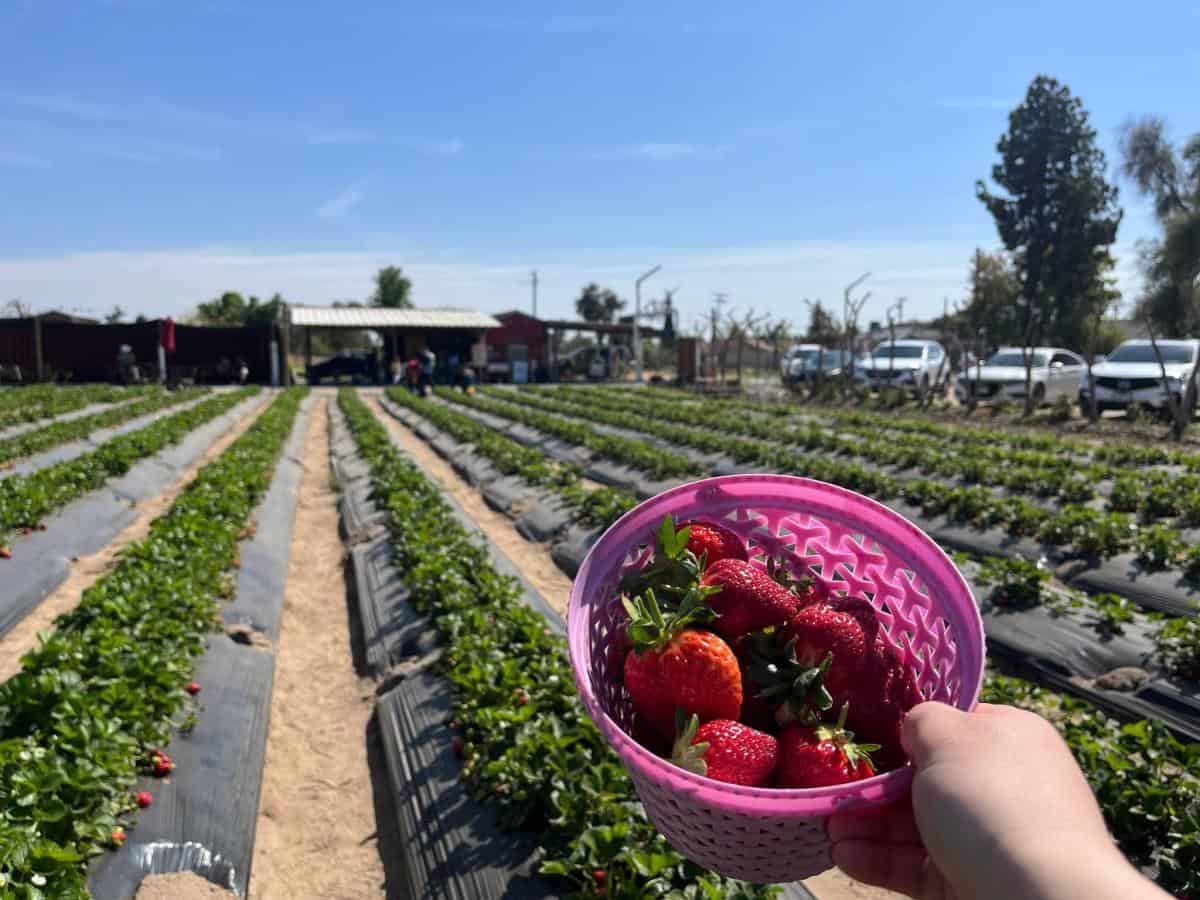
[1,0,1197,334]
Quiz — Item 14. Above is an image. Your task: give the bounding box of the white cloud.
[0,89,112,120]
[588,142,727,161]
[307,127,376,146]
[315,180,367,219]
[417,137,464,156]
[0,149,50,168]
[931,98,1016,112]
[0,235,1148,328]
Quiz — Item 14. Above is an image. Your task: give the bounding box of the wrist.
[1001,835,1167,900]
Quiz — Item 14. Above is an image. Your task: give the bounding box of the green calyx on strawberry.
[623,586,717,654]
[740,630,834,726]
[620,515,708,599]
[766,555,817,601]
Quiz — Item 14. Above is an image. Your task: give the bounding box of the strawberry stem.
[623,587,717,653]
[670,710,709,776]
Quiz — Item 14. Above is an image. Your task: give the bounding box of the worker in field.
[406,357,421,394]
[117,344,140,384]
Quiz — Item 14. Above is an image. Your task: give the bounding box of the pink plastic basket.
[567,475,985,884]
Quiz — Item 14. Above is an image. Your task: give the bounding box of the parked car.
[781,345,846,384]
[1080,339,1200,415]
[859,339,949,393]
[956,347,1086,405]
[306,351,374,384]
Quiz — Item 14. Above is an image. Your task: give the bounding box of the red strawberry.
[775,705,878,788]
[592,869,607,886]
[151,751,174,777]
[672,713,779,787]
[451,736,466,758]
[845,641,919,770]
[835,596,881,644]
[111,827,127,847]
[701,559,803,637]
[185,681,202,695]
[136,791,153,808]
[782,602,868,707]
[623,590,741,739]
[678,519,747,567]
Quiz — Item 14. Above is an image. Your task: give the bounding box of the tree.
[104,305,125,324]
[134,314,149,324]
[1120,117,1200,337]
[804,301,839,342]
[371,266,413,309]
[4,298,33,318]
[574,283,625,323]
[960,249,1023,346]
[976,75,1122,414]
[193,291,284,327]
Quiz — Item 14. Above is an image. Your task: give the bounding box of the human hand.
[827,702,1171,900]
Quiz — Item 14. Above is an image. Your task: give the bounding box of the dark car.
[306,351,375,384]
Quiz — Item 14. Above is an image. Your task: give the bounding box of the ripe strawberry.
[136,791,153,808]
[185,681,202,695]
[846,641,920,770]
[150,751,174,777]
[775,705,878,788]
[835,596,881,644]
[451,736,466,758]
[672,713,779,787]
[592,869,607,886]
[623,590,741,739]
[111,827,127,847]
[678,519,747,567]
[782,602,868,707]
[701,559,803,637]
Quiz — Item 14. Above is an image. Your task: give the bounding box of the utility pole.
[531,270,539,319]
[711,292,728,381]
[633,264,661,384]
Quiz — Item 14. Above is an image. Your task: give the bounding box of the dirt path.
[0,393,273,682]
[366,394,573,618]
[249,398,387,900]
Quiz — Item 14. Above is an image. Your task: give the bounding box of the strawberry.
[678,519,747,567]
[150,751,174,777]
[775,705,879,788]
[185,681,202,695]
[592,869,607,886]
[782,602,868,707]
[623,589,741,739]
[451,736,466,758]
[835,596,881,644]
[845,641,920,770]
[672,712,779,787]
[0,547,10,559]
[701,559,803,637]
[111,827,127,847]
[136,791,153,808]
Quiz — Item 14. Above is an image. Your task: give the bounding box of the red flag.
[161,317,176,353]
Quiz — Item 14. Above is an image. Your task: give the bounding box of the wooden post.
[33,315,44,382]
[304,328,312,377]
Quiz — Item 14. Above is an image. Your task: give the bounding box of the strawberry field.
[0,382,1196,898]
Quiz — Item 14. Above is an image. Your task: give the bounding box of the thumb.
[901,701,975,769]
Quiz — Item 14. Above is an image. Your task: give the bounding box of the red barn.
[485,310,548,380]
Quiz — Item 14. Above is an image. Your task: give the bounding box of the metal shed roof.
[288,305,500,329]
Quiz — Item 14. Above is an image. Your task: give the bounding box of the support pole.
[33,315,43,382]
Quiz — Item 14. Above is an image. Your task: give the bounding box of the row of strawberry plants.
[481,388,1200,673]
[980,670,1199,893]
[583,387,1200,522]
[383,387,636,528]
[442,388,703,480]
[549,386,1101,507]
[0,387,305,897]
[340,388,772,899]
[644,385,1199,472]
[0,387,259,551]
[0,387,209,466]
[0,384,159,431]
[520,387,1200,573]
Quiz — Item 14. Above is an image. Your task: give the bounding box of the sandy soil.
[248,398,387,900]
[135,871,234,899]
[804,868,905,899]
[366,394,573,617]
[0,393,272,682]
